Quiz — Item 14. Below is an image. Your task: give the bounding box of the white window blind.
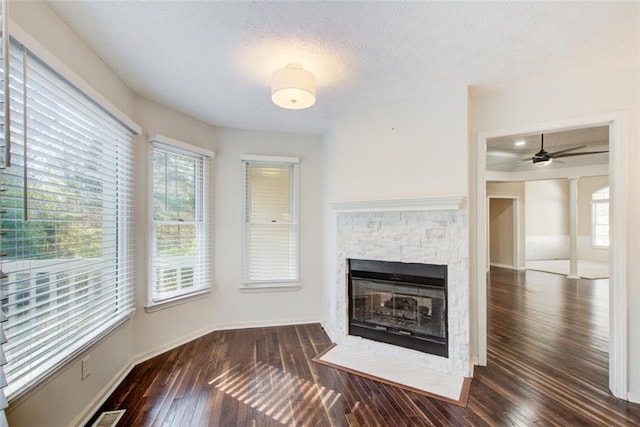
[0,38,136,399]
[0,0,10,421]
[592,186,609,248]
[149,137,211,305]
[242,156,299,286]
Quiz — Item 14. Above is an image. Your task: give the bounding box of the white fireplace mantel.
[330,196,466,213]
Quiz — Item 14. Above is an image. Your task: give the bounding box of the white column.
[568,178,579,279]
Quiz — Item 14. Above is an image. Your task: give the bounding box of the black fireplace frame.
[347,259,449,358]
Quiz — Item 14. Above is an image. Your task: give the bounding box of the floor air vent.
[91,410,126,427]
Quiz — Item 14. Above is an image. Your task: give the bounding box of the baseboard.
[133,323,220,365]
[321,318,340,343]
[74,318,322,426]
[212,317,321,333]
[134,317,321,365]
[628,390,640,404]
[489,263,517,270]
[469,355,478,376]
[72,360,135,427]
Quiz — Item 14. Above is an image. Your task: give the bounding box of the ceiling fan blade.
[554,150,609,159]
[486,159,519,168]
[548,145,587,157]
[486,150,520,159]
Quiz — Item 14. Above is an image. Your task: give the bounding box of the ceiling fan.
[529,134,608,166]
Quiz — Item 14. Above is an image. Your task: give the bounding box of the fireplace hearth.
[348,259,448,357]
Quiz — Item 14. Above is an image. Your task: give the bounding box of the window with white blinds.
[0,0,10,420]
[592,186,609,248]
[0,39,136,399]
[241,155,299,287]
[149,137,212,305]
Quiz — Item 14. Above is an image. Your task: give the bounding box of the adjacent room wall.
[578,175,609,262]
[486,176,609,268]
[524,179,570,261]
[487,182,525,269]
[489,198,515,268]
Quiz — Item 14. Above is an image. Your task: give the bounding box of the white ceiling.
[47,1,638,135]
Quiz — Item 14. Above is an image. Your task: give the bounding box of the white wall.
[132,97,219,359]
[210,126,323,327]
[578,175,609,262]
[327,88,469,202]
[471,63,640,399]
[133,98,324,360]
[525,180,570,261]
[11,0,134,118]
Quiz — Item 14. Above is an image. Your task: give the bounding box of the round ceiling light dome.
[271,63,316,110]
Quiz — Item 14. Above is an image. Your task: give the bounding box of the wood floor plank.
[86,269,640,426]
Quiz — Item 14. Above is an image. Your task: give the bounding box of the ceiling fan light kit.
[534,158,552,166]
[271,63,316,110]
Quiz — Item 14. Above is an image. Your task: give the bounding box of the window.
[149,135,212,305]
[591,186,609,248]
[0,39,137,398]
[241,155,299,288]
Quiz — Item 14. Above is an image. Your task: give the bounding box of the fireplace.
[348,259,448,357]
[331,198,467,376]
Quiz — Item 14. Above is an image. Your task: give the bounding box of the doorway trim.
[473,111,628,399]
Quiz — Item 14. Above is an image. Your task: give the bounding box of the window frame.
[591,186,610,249]
[0,33,139,401]
[241,154,300,290]
[147,134,214,308]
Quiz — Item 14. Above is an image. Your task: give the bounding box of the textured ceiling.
[47,1,638,135]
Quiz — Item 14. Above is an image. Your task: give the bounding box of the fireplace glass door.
[351,279,446,340]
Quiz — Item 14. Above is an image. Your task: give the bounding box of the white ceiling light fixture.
[533,157,553,166]
[271,63,316,110]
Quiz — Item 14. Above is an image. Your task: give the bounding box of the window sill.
[7,310,134,405]
[145,288,211,313]
[239,283,301,293]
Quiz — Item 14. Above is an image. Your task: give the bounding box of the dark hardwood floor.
[87,268,640,426]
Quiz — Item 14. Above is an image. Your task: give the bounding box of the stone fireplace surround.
[327,197,469,377]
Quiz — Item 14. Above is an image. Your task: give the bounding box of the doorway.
[488,197,518,271]
[473,112,628,399]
